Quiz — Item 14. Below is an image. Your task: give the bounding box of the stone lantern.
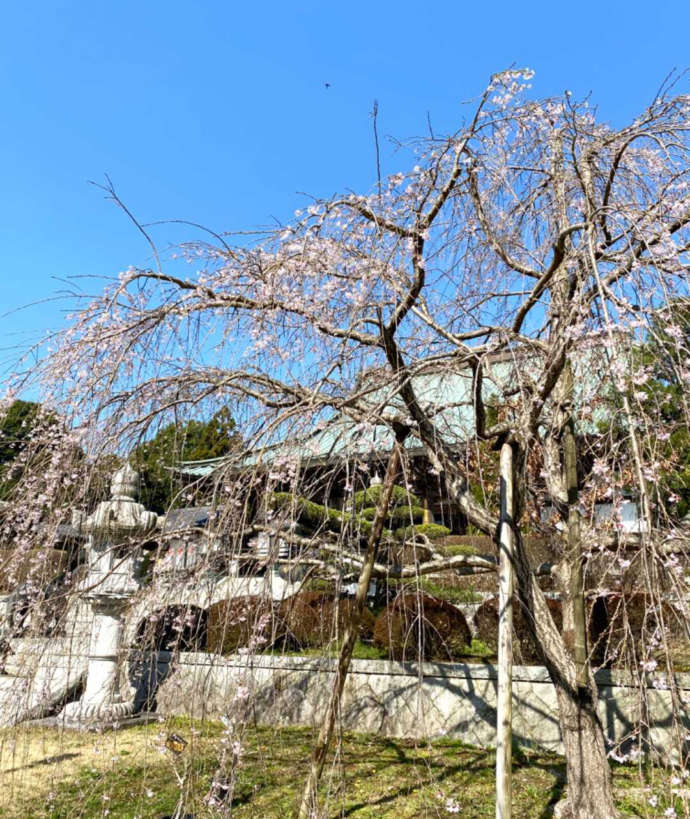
[59,464,160,726]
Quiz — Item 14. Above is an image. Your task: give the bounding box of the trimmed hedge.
[271,492,410,538]
[442,543,480,556]
[373,594,472,661]
[271,492,342,530]
[354,484,419,511]
[279,593,325,647]
[270,492,375,535]
[474,593,690,670]
[441,534,493,553]
[588,592,690,670]
[207,593,380,655]
[207,597,286,655]
[321,598,376,642]
[279,593,376,648]
[360,505,425,524]
[383,577,480,606]
[135,605,208,652]
[474,596,563,665]
[395,523,451,541]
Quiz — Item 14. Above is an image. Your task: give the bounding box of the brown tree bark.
[554,683,616,819]
[511,524,617,819]
[430,437,617,818]
[390,412,618,815]
[414,442,616,817]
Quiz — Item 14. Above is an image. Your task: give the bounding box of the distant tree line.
[0,402,238,513]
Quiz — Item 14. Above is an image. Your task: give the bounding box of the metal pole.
[496,442,514,819]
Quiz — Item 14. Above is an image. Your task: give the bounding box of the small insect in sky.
[324,82,331,89]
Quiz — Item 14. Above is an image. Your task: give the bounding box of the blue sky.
[0,0,688,373]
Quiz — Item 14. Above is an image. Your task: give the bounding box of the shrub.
[360,505,424,524]
[442,543,480,556]
[588,592,690,670]
[352,640,389,660]
[270,492,375,536]
[322,599,376,642]
[395,523,452,541]
[280,593,376,648]
[270,492,340,529]
[207,597,285,655]
[354,484,419,510]
[442,534,494,553]
[373,594,472,661]
[383,578,480,605]
[280,593,325,648]
[303,578,337,595]
[136,605,208,652]
[473,596,563,665]
[417,579,481,604]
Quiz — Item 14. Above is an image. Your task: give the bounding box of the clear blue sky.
[1,0,688,372]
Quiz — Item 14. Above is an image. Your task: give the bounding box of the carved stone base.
[38,705,156,732]
[58,697,136,727]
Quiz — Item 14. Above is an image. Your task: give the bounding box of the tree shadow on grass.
[341,750,489,816]
[510,746,566,819]
[538,775,566,819]
[339,742,567,818]
[4,751,80,774]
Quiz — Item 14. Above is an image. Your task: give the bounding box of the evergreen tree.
[131,408,238,513]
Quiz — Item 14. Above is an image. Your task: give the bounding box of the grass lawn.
[0,718,676,817]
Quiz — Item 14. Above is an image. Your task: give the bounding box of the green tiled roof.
[178,345,615,478]
[177,364,515,477]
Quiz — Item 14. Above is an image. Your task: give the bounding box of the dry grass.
[0,719,206,817]
[0,718,668,818]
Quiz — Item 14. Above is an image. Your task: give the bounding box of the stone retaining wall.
[152,652,690,758]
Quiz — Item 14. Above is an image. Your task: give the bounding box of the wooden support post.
[496,442,514,819]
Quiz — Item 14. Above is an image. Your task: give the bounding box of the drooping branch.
[296,441,404,819]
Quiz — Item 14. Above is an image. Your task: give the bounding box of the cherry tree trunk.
[434,453,618,816]
[511,537,618,819]
[554,682,617,819]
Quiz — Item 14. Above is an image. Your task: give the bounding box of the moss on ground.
[0,718,666,818]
